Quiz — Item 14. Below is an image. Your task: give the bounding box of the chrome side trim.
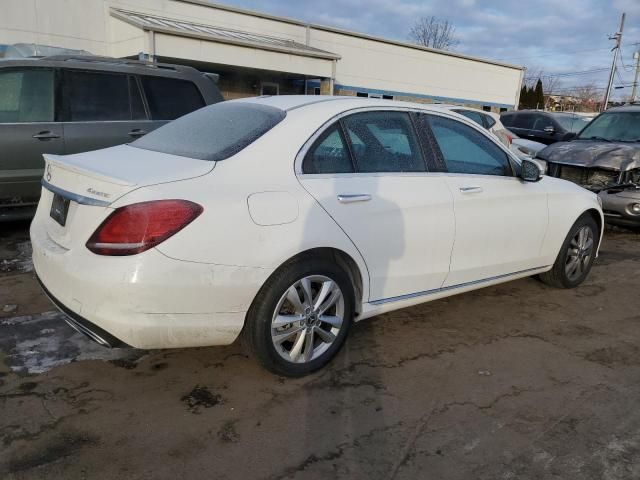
[370,266,549,306]
[41,179,111,207]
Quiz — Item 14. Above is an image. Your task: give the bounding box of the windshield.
[555,115,591,133]
[132,102,286,161]
[577,111,640,141]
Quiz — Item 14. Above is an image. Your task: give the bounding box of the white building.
[1,0,524,111]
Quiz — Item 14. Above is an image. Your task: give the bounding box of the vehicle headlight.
[631,203,640,214]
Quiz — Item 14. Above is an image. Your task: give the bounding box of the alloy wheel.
[565,225,594,282]
[271,275,345,364]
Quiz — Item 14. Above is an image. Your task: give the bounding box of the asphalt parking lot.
[1,221,639,480]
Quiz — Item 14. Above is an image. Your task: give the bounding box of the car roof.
[504,110,549,116]
[234,95,482,115]
[0,55,203,78]
[548,112,580,117]
[437,104,501,120]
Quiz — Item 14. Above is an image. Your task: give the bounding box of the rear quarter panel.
[111,108,371,301]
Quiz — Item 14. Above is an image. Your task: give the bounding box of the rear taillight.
[86,200,203,256]
[506,133,513,145]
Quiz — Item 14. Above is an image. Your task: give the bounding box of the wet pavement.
[1,221,640,479]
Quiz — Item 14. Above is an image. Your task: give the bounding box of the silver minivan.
[0,55,223,220]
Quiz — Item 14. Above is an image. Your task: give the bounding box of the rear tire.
[243,258,354,377]
[538,215,598,289]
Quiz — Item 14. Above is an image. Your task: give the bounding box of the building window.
[500,107,507,113]
[314,87,321,95]
[482,105,491,112]
[382,95,394,100]
[356,92,368,98]
[261,82,279,95]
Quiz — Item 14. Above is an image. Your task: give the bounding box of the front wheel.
[538,215,598,288]
[244,258,354,377]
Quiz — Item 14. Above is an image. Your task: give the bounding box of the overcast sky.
[220,0,640,100]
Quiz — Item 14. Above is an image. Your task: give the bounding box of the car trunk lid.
[41,144,214,250]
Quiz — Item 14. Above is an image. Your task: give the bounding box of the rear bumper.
[31,215,271,349]
[37,275,128,348]
[599,190,640,228]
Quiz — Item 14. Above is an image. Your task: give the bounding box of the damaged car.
[537,105,640,229]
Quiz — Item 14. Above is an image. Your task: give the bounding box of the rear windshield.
[132,102,286,161]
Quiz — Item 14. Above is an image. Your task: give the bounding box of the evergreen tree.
[534,78,544,109]
[518,84,527,109]
[526,86,535,109]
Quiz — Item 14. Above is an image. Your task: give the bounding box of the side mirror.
[562,132,577,142]
[520,158,542,182]
[544,126,556,134]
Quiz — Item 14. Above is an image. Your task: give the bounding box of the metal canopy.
[110,8,340,61]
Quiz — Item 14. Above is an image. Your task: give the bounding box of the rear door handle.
[459,186,483,194]
[32,131,60,140]
[128,129,147,137]
[337,194,372,203]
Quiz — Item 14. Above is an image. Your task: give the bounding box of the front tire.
[244,258,354,377]
[538,215,598,288]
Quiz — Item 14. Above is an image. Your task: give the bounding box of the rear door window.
[61,70,132,121]
[303,124,354,174]
[140,76,204,120]
[0,68,54,123]
[342,111,427,173]
[513,113,535,129]
[426,115,512,176]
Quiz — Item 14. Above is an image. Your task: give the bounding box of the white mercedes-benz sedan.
[31,96,603,376]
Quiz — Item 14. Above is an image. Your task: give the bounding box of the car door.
[418,113,549,287]
[0,67,64,206]
[509,112,535,139]
[298,109,455,302]
[60,69,156,154]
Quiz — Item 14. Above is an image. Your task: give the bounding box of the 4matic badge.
[86,188,111,198]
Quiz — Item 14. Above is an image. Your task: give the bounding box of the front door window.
[0,69,54,123]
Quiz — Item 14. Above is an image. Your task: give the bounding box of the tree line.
[519,79,545,110]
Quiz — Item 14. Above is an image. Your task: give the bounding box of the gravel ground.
[1,221,639,480]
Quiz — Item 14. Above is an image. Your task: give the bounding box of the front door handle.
[459,186,483,194]
[128,129,147,137]
[337,194,372,203]
[32,131,60,140]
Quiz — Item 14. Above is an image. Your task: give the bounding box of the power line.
[524,67,610,80]
[500,46,611,61]
[548,83,633,95]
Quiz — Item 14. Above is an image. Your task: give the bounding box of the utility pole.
[631,51,640,103]
[603,13,625,111]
